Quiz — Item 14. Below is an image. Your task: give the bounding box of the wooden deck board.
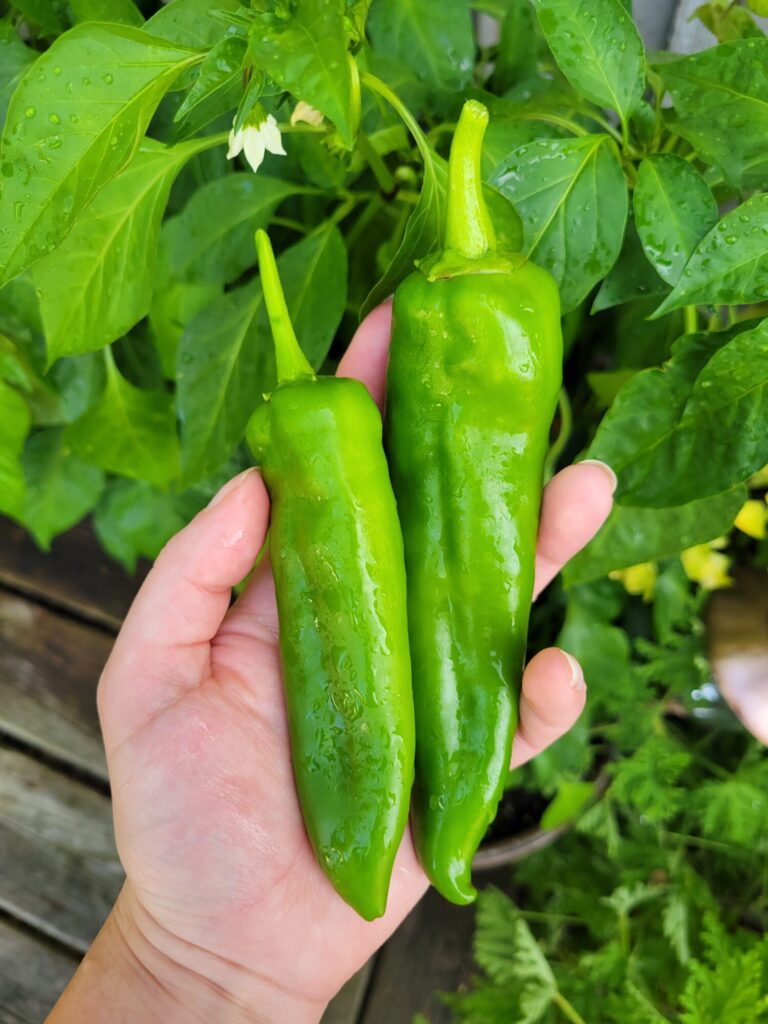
[0,747,123,954]
[0,520,146,632]
[0,592,110,781]
[0,918,78,1024]
[322,961,376,1024]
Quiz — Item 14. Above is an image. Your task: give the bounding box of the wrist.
[49,884,325,1024]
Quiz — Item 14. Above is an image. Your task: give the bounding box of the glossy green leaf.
[592,214,667,313]
[589,321,768,507]
[30,140,196,364]
[0,27,36,131]
[248,0,358,147]
[65,356,180,488]
[361,156,445,317]
[533,0,645,124]
[564,486,747,586]
[178,225,347,481]
[144,0,242,48]
[633,155,717,286]
[173,34,246,138]
[0,24,198,286]
[0,381,30,520]
[22,428,105,549]
[481,118,566,179]
[151,279,223,380]
[492,135,628,313]
[652,194,768,317]
[157,174,307,287]
[658,40,768,190]
[70,0,144,26]
[367,0,474,104]
[93,478,188,572]
[694,3,763,42]
[9,0,69,36]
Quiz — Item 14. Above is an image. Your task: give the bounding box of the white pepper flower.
[227,112,286,173]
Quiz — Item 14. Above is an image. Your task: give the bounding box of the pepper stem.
[255,229,314,384]
[444,100,495,260]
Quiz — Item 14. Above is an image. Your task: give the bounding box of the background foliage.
[1,0,768,1017]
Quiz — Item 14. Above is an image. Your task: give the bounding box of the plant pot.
[472,772,610,871]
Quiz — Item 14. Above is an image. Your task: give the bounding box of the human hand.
[51,302,614,1024]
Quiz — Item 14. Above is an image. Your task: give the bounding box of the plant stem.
[360,72,432,166]
[552,991,588,1024]
[270,216,308,234]
[544,387,573,481]
[255,229,314,384]
[445,100,495,258]
[514,111,589,137]
[683,306,698,334]
[357,132,397,195]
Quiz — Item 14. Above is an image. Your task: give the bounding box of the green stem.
[360,73,431,166]
[357,133,396,195]
[683,306,698,335]
[544,386,573,481]
[445,100,495,258]
[255,229,314,384]
[513,111,589,137]
[552,992,588,1024]
[270,216,308,234]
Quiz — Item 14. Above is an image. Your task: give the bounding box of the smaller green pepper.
[246,230,415,920]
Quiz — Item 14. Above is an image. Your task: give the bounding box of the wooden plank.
[0,593,110,780]
[360,885,484,1024]
[322,961,375,1024]
[0,746,123,954]
[0,519,146,632]
[0,917,78,1024]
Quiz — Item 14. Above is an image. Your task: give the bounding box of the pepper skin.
[385,101,563,904]
[247,230,414,920]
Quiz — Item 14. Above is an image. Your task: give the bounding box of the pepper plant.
[1,0,768,999]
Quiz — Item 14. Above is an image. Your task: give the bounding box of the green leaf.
[157,173,306,287]
[29,140,195,364]
[21,428,104,549]
[173,34,246,139]
[361,155,445,317]
[474,889,556,991]
[492,135,628,313]
[367,0,474,105]
[150,279,223,380]
[540,780,595,830]
[0,381,30,520]
[65,355,180,488]
[657,40,768,191]
[652,194,768,317]
[563,486,747,586]
[694,776,767,848]
[9,0,69,36]
[748,0,768,13]
[602,882,661,916]
[588,321,768,507]
[0,24,198,286]
[663,888,691,965]
[70,0,144,26]
[532,0,645,124]
[591,213,667,313]
[178,224,347,480]
[144,0,243,48]
[481,117,566,179]
[0,26,36,131]
[609,736,692,824]
[248,0,358,147]
[93,478,186,572]
[681,947,768,1024]
[694,3,763,42]
[633,155,717,286]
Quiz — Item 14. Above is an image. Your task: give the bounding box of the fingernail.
[207,469,256,509]
[578,459,617,495]
[561,651,585,691]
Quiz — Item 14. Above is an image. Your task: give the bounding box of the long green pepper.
[247,230,415,920]
[386,100,563,904]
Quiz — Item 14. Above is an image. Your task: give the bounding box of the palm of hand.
[96,304,614,1013]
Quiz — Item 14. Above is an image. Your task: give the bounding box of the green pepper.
[385,100,563,904]
[247,230,415,920]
